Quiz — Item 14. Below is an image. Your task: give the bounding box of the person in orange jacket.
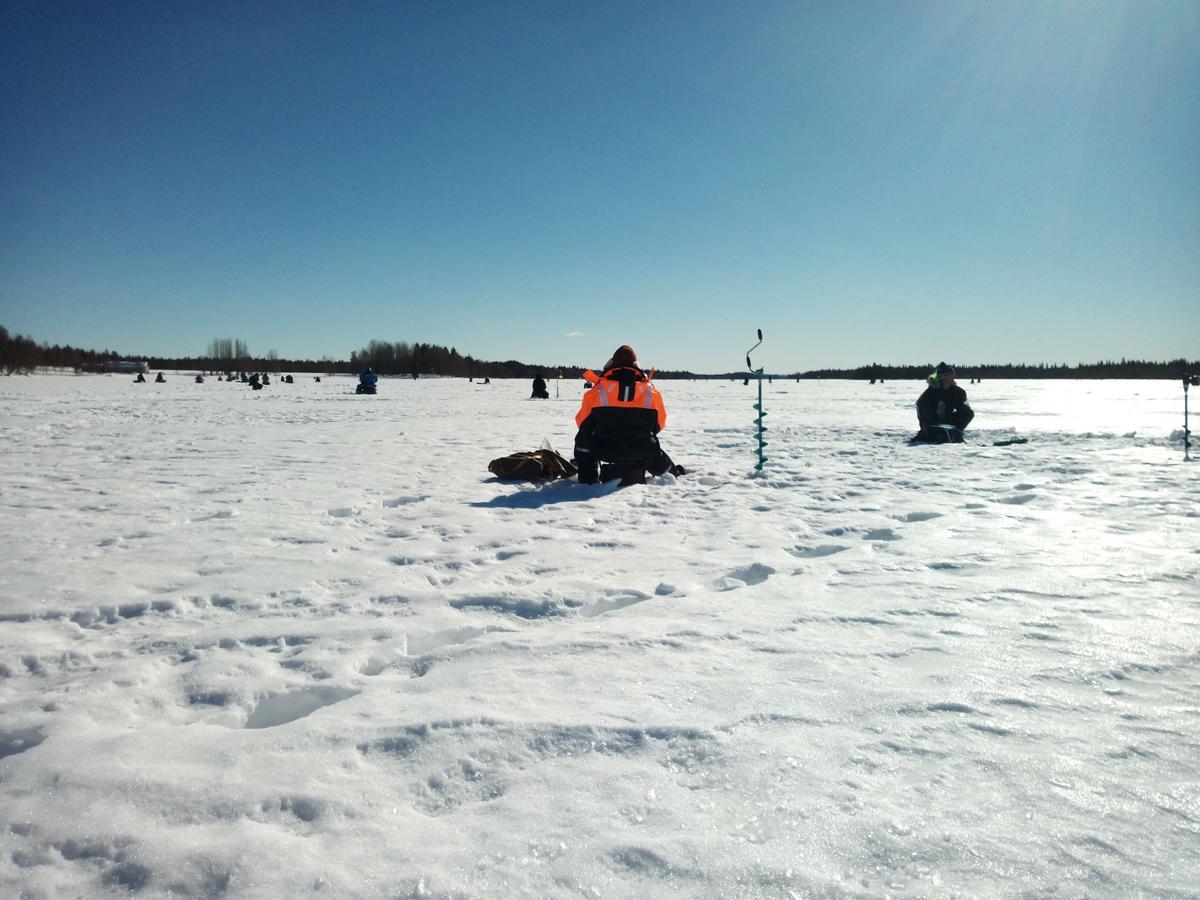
[574,345,682,485]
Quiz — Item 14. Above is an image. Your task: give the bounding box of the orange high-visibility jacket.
[575,366,667,432]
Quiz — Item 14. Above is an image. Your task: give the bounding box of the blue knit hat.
[935,362,955,376]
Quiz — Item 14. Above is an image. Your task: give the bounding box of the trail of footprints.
[7,482,1039,741]
[44,502,1013,729]
[356,720,722,817]
[214,497,993,732]
[3,478,1054,896]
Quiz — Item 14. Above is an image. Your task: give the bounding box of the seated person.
[530,373,550,399]
[574,345,681,485]
[915,362,974,443]
[356,367,378,394]
[154,372,166,383]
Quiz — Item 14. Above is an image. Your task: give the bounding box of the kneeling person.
[574,345,678,485]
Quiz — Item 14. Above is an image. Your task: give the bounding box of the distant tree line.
[0,327,349,375]
[3,324,1192,381]
[349,338,577,380]
[0,325,128,375]
[792,359,1200,381]
[348,338,699,380]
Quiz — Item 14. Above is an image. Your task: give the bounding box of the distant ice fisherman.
[356,368,378,395]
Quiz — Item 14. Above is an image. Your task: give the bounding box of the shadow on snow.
[472,479,623,509]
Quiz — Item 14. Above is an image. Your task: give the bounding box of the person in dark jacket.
[356,368,378,395]
[915,362,974,442]
[574,345,682,485]
[530,373,550,399]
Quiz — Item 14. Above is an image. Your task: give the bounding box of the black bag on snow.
[487,449,578,481]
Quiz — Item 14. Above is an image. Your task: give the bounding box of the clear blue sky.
[2,0,1197,373]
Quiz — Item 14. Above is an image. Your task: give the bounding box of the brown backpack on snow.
[487,449,578,481]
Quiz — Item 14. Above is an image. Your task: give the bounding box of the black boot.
[576,453,598,484]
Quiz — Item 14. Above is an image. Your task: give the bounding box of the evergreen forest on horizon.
[0,325,1195,382]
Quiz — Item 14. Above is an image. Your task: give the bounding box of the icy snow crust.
[0,374,1196,898]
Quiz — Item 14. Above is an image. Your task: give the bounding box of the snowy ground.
[1,373,1197,898]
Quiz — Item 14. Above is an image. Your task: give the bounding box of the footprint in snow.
[190,509,238,522]
[997,494,1036,505]
[405,626,498,656]
[382,495,426,508]
[717,564,775,591]
[579,591,652,618]
[898,511,942,523]
[242,686,358,729]
[0,726,46,760]
[863,528,901,542]
[787,544,849,558]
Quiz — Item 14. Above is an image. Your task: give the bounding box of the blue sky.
[2,0,1197,373]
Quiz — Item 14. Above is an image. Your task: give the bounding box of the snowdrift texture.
[1,374,1196,898]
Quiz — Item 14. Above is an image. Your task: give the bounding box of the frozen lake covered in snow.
[1,373,1197,898]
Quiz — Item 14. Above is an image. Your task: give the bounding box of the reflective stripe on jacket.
[575,366,667,431]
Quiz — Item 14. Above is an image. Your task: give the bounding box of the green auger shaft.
[753,368,767,470]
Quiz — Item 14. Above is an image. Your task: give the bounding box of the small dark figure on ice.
[574,345,684,486]
[134,372,146,383]
[154,372,166,383]
[530,373,549,399]
[914,362,974,443]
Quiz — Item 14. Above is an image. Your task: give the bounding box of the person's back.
[357,368,378,394]
[531,374,549,399]
[574,345,679,484]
